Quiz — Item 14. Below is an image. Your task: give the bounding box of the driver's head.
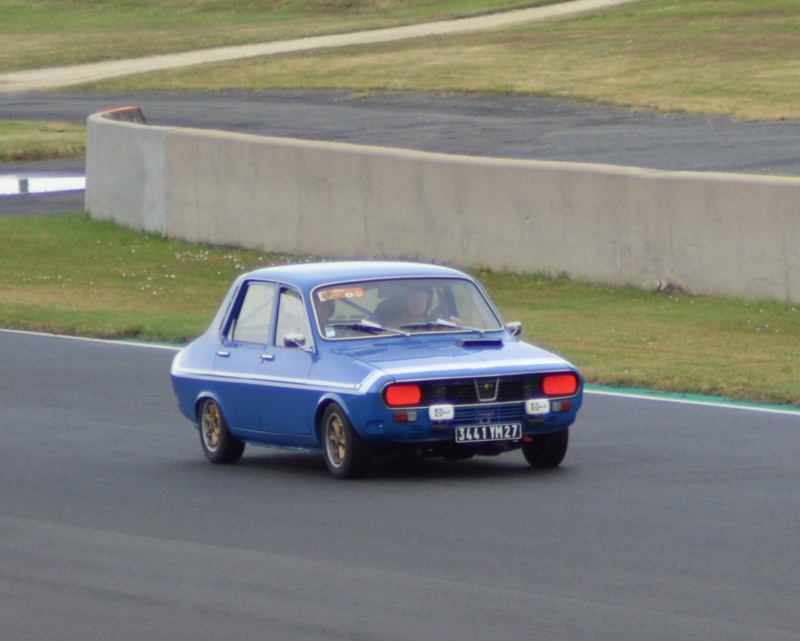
[403,286,431,316]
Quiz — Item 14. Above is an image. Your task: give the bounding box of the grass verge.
[1,213,798,407]
[0,0,550,71]
[0,121,86,163]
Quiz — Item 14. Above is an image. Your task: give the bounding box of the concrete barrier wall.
[85,108,166,234]
[86,109,800,302]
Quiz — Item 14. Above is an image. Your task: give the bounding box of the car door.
[255,286,315,436]
[212,280,276,433]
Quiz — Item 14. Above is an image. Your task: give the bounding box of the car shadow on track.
[232,449,570,482]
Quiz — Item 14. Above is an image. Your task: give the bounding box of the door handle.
[216,350,230,358]
[260,354,275,362]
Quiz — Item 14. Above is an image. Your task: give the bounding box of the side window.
[451,281,500,329]
[276,288,312,347]
[231,282,275,344]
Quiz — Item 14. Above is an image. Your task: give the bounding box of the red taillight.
[385,384,422,407]
[542,373,578,397]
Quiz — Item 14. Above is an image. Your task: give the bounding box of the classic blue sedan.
[171,262,583,478]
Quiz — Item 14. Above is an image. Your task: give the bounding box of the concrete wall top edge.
[88,110,167,130]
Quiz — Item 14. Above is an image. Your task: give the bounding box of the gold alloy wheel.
[321,404,369,479]
[326,413,346,468]
[202,401,222,452]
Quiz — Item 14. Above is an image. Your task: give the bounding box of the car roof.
[242,261,470,289]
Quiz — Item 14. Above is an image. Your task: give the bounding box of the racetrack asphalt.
[3,329,799,641]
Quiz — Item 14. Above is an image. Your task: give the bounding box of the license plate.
[455,423,522,443]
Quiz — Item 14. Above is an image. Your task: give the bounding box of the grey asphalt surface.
[2,330,799,641]
[2,90,800,215]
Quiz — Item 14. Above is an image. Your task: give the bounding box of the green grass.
[0,0,552,71]
[0,121,85,163]
[477,270,800,406]
[0,214,279,341]
[1,214,798,407]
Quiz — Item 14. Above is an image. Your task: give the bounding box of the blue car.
[171,261,583,478]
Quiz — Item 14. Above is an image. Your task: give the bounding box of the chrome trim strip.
[173,366,360,391]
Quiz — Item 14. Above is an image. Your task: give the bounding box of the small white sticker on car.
[429,404,455,421]
[525,399,551,416]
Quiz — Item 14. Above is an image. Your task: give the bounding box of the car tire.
[322,404,370,479]
[522,428,569,468]
[198,398,245,464]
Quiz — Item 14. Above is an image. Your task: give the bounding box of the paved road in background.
[2,89,799,215]
[2,331,799,641]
